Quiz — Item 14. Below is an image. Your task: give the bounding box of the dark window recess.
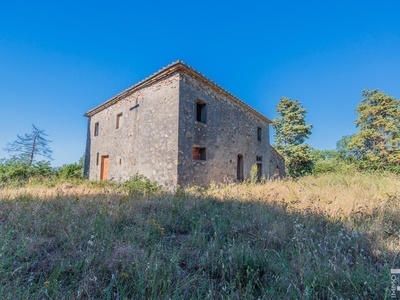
[196,101,206,123]
[237,154,244,181]
[96,152,99,166]
[257,163,262,181]
[256,155,262,162]
[257,127,262,141]
[192,147,206,160]
[116,113,123,129]
[94,122,99,136]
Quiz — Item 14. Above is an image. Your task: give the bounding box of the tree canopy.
[348,90,400,168]
[273,97,313,176]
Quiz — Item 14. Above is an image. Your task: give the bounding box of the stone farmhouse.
[84,61,284,189]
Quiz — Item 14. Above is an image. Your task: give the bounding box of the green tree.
[348,90,400,168]
[336,134,361,162]
[4,124,53,167]
[273,97,313,176]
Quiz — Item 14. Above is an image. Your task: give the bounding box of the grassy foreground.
[0,172,399,299]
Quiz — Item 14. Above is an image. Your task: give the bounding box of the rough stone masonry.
[84,61,285,190]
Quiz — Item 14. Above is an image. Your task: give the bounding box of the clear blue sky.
[1,0,399,166]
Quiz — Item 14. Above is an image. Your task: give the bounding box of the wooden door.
[100,156,109,180]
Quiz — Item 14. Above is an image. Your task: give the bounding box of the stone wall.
[86,73,180,189]
[85,63,282,190]
[269,147,286,179]
[177,73,272,187]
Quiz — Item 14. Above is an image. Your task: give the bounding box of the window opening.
[192,147,206,160]
[196,100,206,123]
[237,154,244,181]
[257,127,262,141]
[257,163,262,182]
[94,122,99,136]
[116,113,123,129]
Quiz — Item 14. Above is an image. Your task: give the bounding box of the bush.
[57,163,83,179]
[0,158,56,185]
[29,161,53,177]
[0,158,29,183]
[121,174,160,194]
[312,159,338,174]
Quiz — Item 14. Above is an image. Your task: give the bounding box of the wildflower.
[44,281,50,287]
[122,272,129,278]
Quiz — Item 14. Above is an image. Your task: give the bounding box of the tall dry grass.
[0,172,399,299]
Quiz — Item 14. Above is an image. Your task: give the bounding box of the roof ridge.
[85,61,271,124]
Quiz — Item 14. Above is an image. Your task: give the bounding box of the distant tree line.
[0,158,83,185]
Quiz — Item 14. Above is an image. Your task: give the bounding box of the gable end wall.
[85,73,180,189]
[177,72,273,187]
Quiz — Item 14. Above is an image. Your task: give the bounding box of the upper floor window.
[94,122,99,136]
[257,127,262,141]
[196,100,206,123]
[256,155,262,162]
[116,113,123,129]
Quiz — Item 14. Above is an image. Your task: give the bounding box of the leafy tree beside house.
[273,97,313,177]
[347,90,400,170]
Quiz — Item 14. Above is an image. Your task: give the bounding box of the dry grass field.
[0,172,399,299]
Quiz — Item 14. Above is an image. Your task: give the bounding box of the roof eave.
[84,61,272,124]
[84,61,183,117]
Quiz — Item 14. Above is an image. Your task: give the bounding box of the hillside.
[0,172,399,299]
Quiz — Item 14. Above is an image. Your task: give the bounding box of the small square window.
[192,147,206,160]
[256,155,262,162]
[116,113,123,129]
[196,100,206,123]
[94,122,99,136]
[257,127,262,141]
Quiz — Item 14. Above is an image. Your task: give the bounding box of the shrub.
[0,158,29,183]
[120,174,160,194]
[57,163,83,179]
[312,159,338,174]
[0,158,55,185]
[29,161,53,177]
